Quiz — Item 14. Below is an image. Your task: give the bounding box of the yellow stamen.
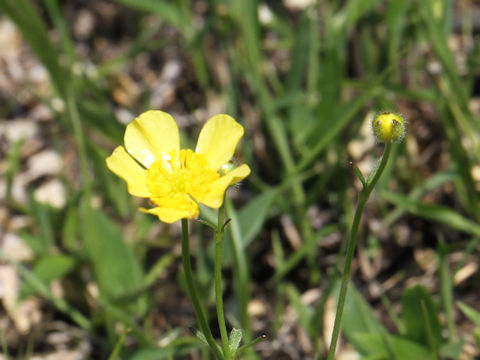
[146,149,220,207]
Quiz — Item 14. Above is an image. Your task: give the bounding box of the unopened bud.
[372,112,406,143]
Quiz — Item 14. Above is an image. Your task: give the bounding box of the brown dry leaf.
[281,215,302,250]
[112,74,141,107]
[454,262,478,285]
[414,247,437,274]
[323,296,338,353]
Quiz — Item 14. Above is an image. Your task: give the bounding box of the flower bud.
[372,112,406,143]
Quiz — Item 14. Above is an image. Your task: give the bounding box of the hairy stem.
[215,204,231,359]
[181,219,223,360]
[326,142,392,359]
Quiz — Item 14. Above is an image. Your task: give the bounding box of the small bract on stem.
[326,112,406,360]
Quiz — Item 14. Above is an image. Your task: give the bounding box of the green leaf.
[61,207,82,254]
[125,342,202,360]
[19,232,47,258]
[354,165,367,188]
[286,284,313,333]
[352,333,431,359]
[439,340,465,359]
[238,187,278,247]
[213,187,278,267]
[335,281,386,337]
[89,144,130,218]
[438,239,455,340]
[402,285,442,349]
[226,198,253,337]
[21,254,76,298]
[382,191,480,237]
[5,139,24,201]
[30,196,55,255]
[382,170,456,227]
[81,204,146,314]
[108,328,130,360]
[77,101,124,142]
[114,0,188,31]
[457,301,480,327]
[385,0,410,78]
[228,328,243,355]
[334,0,383,30]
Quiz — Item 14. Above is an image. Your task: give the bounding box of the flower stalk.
[181,219,223,360]
[326,141,392,360]
[214,203,231,360]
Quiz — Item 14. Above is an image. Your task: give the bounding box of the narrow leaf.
[457,301,480,327]
[402,285,442,349]
[354,165,367,188]
[383,191,480,236]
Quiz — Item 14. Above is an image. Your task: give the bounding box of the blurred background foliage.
[0,0,479,359]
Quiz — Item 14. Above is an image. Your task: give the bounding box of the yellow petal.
[106,146,150,197]
[195,114,244,170]
[140,195,199,223]
[125,110,180,168]
[199,164,251,208]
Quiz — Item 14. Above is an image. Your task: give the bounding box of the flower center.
[146,149,220,206]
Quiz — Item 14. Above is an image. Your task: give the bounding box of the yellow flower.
[106,110,251,223]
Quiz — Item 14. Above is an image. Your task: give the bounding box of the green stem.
[326,142,392,360]
[215,204,231,360]
[226,198,253,345]
[66,92,90,197]
[181,219,223,360]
